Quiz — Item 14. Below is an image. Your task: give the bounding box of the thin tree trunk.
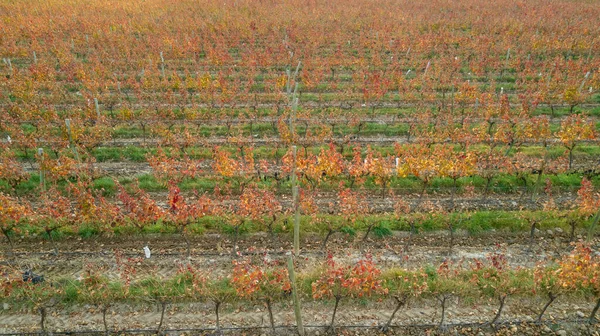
[268,220,276,246]
[529,221,537,250]
[141,124,146,146]
[102,305,109,336]
[532,141,548,202]
[215,300,221,331]
[417,183,427,210]
[569,148,574,170]
[570,220,577,242]
[382,295,407,332]
[504,143,514,156]
[266,299,275,332]
[329,295,342,331]
[39,307,47,333]
[232,225,240,257]
[531,170,543,201]
[362,224,374,242]
[536,292,557,323]
[590,297,600,324]
[483,177,492,200]
[2,230,13,256]
[437,295,447,329]
[157,301,167,334]
[322,228,334,249]
[451,178,457,209]
[490,295,507,326]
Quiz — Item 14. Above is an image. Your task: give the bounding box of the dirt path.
[4,232,596,280]
[1,296,598,334]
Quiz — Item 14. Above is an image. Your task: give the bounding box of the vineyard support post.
[64,119,80,162]
[3,58,12,74]
[579,71,591,92]
[287,256,305,336]
[292,146,300,255]
[38,148,45,191]
[94,98,100,119]
[287,61,301,255]
[160,52,166,79]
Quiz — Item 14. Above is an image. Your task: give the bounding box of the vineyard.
[1,0,600,334]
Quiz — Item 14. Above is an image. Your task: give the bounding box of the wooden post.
[292,146,300,255]
[64,119,80,162]
[423,60,430,77]
[579,71,591,93]
[450,85,455,113]
[3,58,12,73]
[287,256,304,336]
[287,61,301,255]
[38,148,45,191]
[94,98,100,119]
[160,51,166,79]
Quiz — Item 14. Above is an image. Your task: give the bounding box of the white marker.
[143,246,151,259]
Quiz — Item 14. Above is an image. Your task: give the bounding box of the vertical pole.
[38,148,45,191]
[579,71,591,93]
[292,146,300,255]
[3,58,12,73]
[287,256,305,336]
[65,119,80,162]
[287,61,302,255]
[450,85,455,113]
[160,51,166,79]
[423,60,430,77]
[33,51,38,64]
[94,98,100,119]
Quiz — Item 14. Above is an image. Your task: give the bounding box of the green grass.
[8,140,600,165]
[1,168,598,197]
[8,208,593,242]
[136,174,165,191]
[93,176,116,195]
[93,146,152,162]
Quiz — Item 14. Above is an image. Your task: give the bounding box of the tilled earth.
[2,230,597,280]
[1,296,599,335]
